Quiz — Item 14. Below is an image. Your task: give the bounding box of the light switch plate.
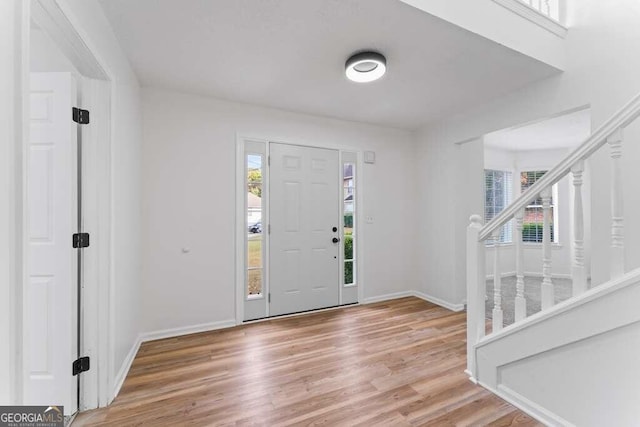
[364,151,376,164]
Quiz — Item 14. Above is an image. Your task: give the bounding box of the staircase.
[466,93,640,426]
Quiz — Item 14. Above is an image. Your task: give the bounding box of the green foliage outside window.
[344,235,354,284]
[522,223,554,242]
[344,213,353,228]
[247,168,262,197]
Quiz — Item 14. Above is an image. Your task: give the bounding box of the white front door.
[269,143,340,316]
[25,72,78,414]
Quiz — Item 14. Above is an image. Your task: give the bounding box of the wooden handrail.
[479,91,640,241]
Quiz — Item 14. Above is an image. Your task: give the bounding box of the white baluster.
[492,229,503,333]
[572,160,587,295]
[540,187,554,310]
[514,210,526,321]
[544,0,551,16]
[466,215,486,380]
[608,128,625,278]
[558,0,567,23]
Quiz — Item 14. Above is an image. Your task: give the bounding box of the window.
[484,170,513,243]
[521,171,556,243]
[343,162,355,285]
[246,153,264,297]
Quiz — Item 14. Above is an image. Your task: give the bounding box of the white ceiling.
[484,108,591,152]
[99,0,559,130]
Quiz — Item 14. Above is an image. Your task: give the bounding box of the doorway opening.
[22,0,113,416]
[237,139,361,322]
[480,107,592,327]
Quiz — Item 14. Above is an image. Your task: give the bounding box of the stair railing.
[466,92,640,380]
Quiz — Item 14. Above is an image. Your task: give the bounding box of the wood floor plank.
[73,297,541,426]
[486,411,542,427]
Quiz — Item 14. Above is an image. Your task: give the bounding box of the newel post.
[466,215,485,380]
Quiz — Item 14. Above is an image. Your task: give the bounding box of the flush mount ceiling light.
[345,51,387,83]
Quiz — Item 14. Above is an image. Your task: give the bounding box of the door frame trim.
[17,0,114,411]
[235,135,365,325]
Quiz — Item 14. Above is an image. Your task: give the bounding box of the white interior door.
[25,72,78,414]
[269,143,340,316]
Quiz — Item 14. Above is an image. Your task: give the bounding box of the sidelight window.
[246,153,264,297]
[343,162,356,286]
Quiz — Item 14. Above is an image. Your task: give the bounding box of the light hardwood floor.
[74,297,541,426]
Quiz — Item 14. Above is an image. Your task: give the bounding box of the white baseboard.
[111,335,142,402]
[486,271,572,280]
[412,291,465,312]
[489,383,575,427]
[140,319,237,343]
[364,290,465,312]
[363,291,413,305]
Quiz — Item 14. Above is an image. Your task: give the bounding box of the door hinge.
[268,293,271,303]
[268,155,270,166]
[72,233,90,248]
[268,224,271,234]
[72,356,90,376]
[72,107,90,124]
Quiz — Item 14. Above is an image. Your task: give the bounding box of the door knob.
[332,237,340,243]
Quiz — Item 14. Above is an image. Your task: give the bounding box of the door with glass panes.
[242,143,358,320]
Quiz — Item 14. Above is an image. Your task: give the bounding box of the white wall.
[414,134,484,305]
[399,0,566,70]
[141,88,418,334]
[501,321,640,426]
[416,0,640,307]
[454,140,485,303]
[54,0,143,399]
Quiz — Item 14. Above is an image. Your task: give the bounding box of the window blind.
[521,170,556,243]
[484,169,513,244]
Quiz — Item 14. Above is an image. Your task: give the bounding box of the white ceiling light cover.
[345,51,387,83]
